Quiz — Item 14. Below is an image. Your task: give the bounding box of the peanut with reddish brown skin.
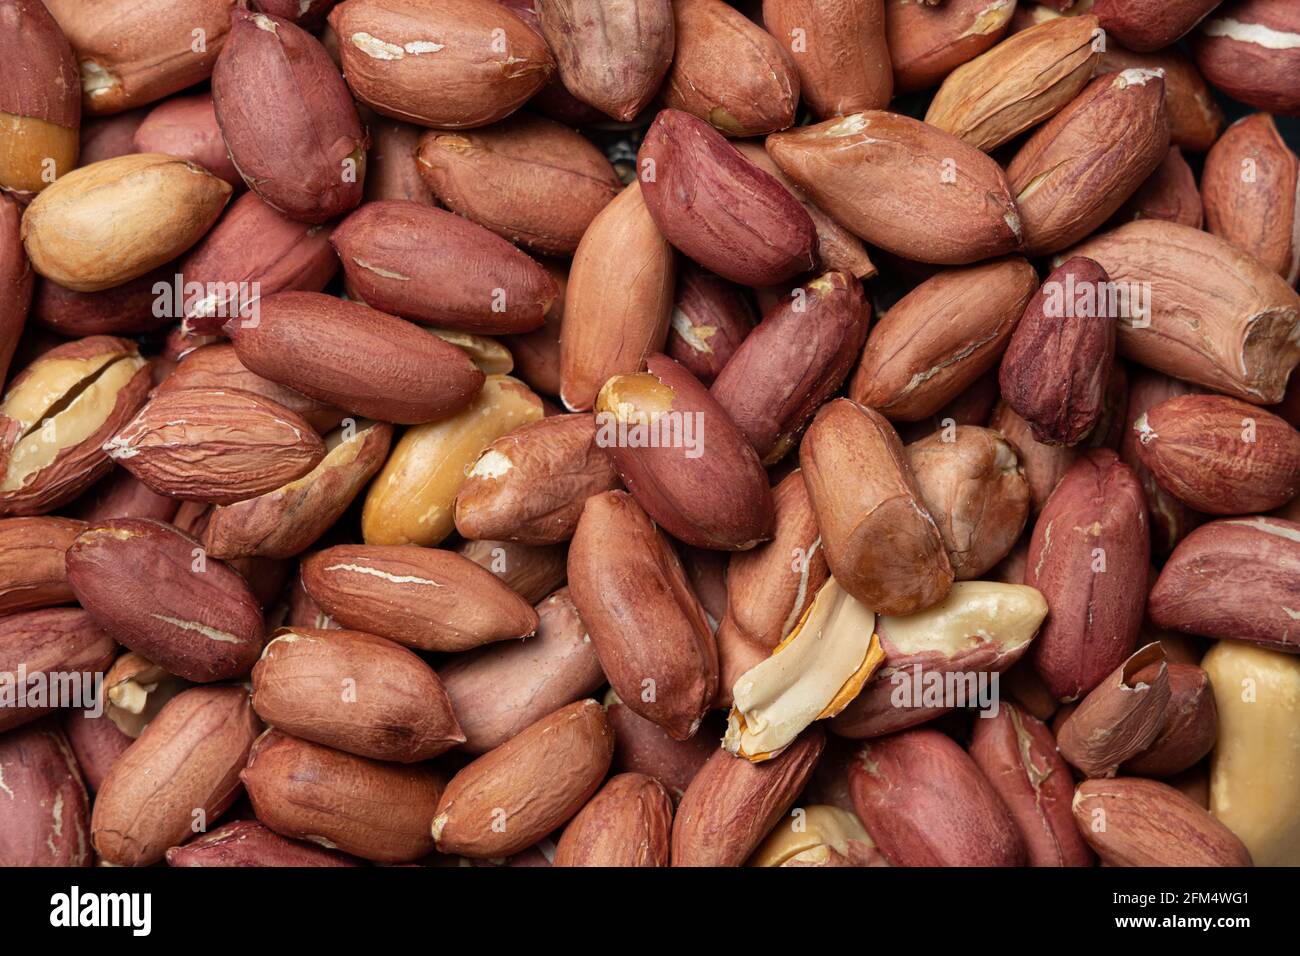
[454,413,620,545]
[33,267,180,339]
[497,0,605,126]
[767,111,1023,265]
[606,692,720,802]
[91,685,260,868]
[897,369,1000,444]
[637,109,816,289]
[969,702,1094,867]
[924,15,1102,152]
[157,345,344,434]
[439,588,604,754]
[662,0,800,137]
[363,114,436,206]
[1063,220,1300,406]
[554,773,674,868]
[210,4,366,225]
[66,519,265,683]
[0,609,116,733]
[166,820,363,867]
[732,142,878,280]
[672,727,825,867]
[1134,394,1300,515]
[597,354,775,551]
[762,0,893,118]
[999,257,1116,446]
[569,492,718,739]
[1122,663,1218,778]
[0,721,92,866]
[1096,45,1224,153]
[133,93,241,190]
[432,700,614,859]
[1116,147,1205,228]
[252,627,465,762]
[499,260,565,397]
[454,537,567,604]
[800,399,953,615]
[1007,70,1171,257]
[332,200,556,335]
[177,192,341,337]
[0,0,80,199]
[665,263,756,384]
[63,708,133,793]
[1072,777,1253,867]
[76,109,149,165]
[536,0,675,122]
[301,544,539,653]
[224,291,485,425]
[850,728,1027,867]
[70,470,180,525]
[241,729,445,864]
[1087,359,1131,453]
[711,272,871,466]
[1201,114,1300,285]
[0,516,85,614]
[989,401,1079,514]
[203,420,393,560]
[105,387,327,505]
[885,0,1016,94]
[1026,449,1150,702]
[851,258,1038,421]
[1192,0,1300,116]
[44,0,236,115]
[558,181,675,412]
[1149,516,1300,651]
[716,469,827,657]
[328,0,555,129]
[1056,644,1172,778]
[415,115,620,256]
[0,194,31,383]
[1093,0,1222,52]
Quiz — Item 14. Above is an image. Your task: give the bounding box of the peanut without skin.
[0,0,1297,875]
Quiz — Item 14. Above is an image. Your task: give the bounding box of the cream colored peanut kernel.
[1,353,147,492]
[429,329,514,375]
[362,375,543,547]
[875,581,1048,656]
[726,577,884,762]
[749,805,876,867]
[1202,641,1300,866]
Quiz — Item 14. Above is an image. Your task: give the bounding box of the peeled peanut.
[751,804,886,868]
[21,154,232,292]
[362,375,544,546]
[725,577,884,761]
[1202,641,1300,866]
[102,651,188,738]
